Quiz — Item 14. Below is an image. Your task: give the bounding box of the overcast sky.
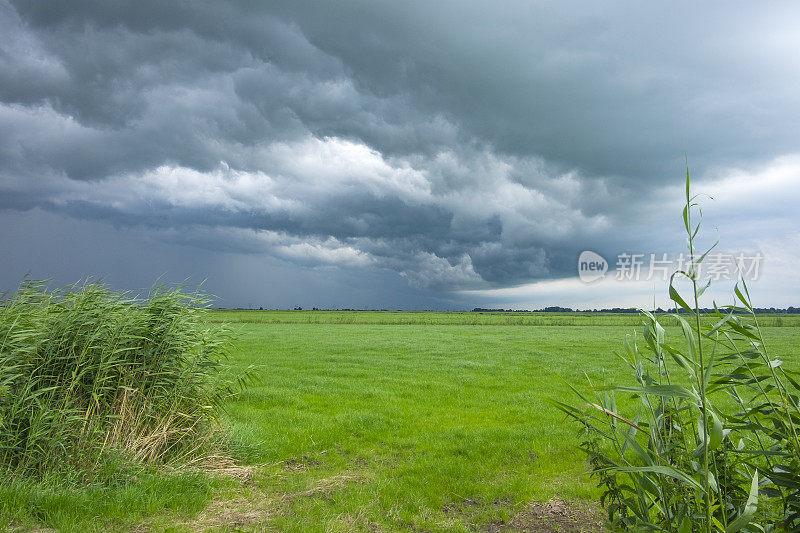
[1,0,799,310]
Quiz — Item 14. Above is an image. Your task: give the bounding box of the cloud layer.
[1,0,799,307]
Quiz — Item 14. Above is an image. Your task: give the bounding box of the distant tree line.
[224,306,800,313]
[472,306,800,314]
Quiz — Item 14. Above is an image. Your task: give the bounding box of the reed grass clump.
[551,172,800,531]
[0,281,242,477]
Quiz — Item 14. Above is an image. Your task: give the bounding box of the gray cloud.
[1,0,799,307]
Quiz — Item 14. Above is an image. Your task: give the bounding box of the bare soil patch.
[484,499,605,532]
[283,453,321,471]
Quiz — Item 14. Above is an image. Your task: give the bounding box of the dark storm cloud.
[2,0,800,302]
[266,1,800,175]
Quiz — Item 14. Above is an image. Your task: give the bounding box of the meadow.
[3,310,798,531]
[207,310,800,327]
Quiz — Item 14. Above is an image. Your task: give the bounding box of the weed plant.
[551,172,800,531]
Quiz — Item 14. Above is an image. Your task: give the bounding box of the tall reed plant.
[0,281,248,477]
[550,172,800,531]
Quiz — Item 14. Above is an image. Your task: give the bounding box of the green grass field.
[3,311,798,531]
[207,310,800,327]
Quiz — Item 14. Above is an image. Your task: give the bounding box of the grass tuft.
[0,280,244,478]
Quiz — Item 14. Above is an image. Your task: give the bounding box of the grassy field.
[207,310,800,327]
[3,311,799,531]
